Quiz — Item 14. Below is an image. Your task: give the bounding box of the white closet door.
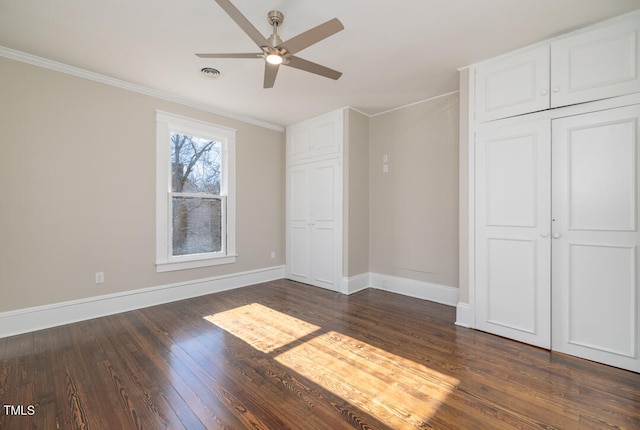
[309,159,341,291]
[287,164,312,284]
[552,104,640,372]
[286,159,342,292]
[475,119,552,348]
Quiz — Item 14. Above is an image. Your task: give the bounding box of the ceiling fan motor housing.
[268,10,284,27]
[267,10,284,48]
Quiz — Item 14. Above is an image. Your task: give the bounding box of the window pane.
[171,133,221,194]
[172,196,222,256]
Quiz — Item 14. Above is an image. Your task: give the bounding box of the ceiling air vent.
[200,67,221,78]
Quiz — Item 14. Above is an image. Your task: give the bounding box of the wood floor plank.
[30,330,57,430]
[1,279,639,429]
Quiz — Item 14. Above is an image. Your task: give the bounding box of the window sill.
[156,254,237,273]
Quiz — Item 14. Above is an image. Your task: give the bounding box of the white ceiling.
[1,0,639,127]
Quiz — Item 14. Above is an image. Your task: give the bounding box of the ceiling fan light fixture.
[266,53,283,65]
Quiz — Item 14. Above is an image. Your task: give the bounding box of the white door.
[551,18,640,109]
[475,45,550,122]
[552,104,640,372]
[309,159,341,291]
[287,164,312,284]
[475,119,552,348]
[286,159,342,292]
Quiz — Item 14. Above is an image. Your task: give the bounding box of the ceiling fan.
[196,0,344,88]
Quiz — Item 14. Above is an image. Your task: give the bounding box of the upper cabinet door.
[287,110,343,163]
[550,18,640,108]
[475,45,550,122]
[287,126,314,162]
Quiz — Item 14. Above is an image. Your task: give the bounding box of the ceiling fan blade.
[213,0,270,48]
[263,62,280,88]
[196,53,262,59]
[281,18,344,55]
[286,56,342,80]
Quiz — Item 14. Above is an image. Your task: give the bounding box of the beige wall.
[0,57,285,312]
[369,93,460,288]
[344,109,370,277]
[0,54,462,313]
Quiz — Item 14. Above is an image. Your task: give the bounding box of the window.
[156,111,236,272]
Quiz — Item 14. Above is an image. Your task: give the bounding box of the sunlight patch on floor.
[204,303,320,353]
[205,303,458,428]
[276,331,458,429]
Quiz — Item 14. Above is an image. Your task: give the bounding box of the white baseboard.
[0,265,285,338]
[455,302,473,328]
[369,273,459,307]
[341,273,371,295]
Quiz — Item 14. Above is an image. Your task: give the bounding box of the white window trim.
[155,111,236,272]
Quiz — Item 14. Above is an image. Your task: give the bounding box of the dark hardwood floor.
[1,279,639,429]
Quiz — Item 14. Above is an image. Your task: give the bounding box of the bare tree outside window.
[170,133,223,256]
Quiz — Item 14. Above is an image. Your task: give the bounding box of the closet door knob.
[552,233,561,239]
[540,232,549,238]
[552,87,560,93]
[540,89,548,96]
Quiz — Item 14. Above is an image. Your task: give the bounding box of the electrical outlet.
[95,272,104,284]
[270,251,276,259]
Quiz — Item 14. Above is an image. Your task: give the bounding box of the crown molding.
[371,91,460,118]
[0,46,285,133]
[344,106,373,118]
[344,90,461,120]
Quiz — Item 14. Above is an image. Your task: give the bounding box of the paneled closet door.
[309,159,341,292]
[475,119,552,348]
[286,159,342,292]
[287,164,312,284]
[552,104,640,372]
